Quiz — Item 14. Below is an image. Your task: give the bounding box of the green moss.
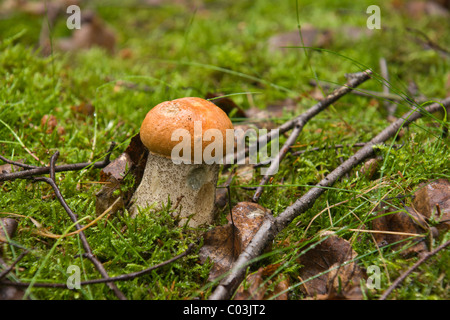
[0,0,448,300]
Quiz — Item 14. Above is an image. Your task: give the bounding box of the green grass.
[0,0,449,300]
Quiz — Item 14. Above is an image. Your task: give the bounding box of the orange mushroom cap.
[140,97,233,162]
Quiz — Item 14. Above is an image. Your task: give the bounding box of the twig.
[308,79,434,105]
[379,239,450,300]
[32,151,127,300]
[406,27,450,58]
[0,251,29,281]
[252,123,303,202]
[251,70,373,202]
[0,243,196,288]
[208,96,450,300]
[254,142,372,167]
[0,156,38,170]
[229,70,373,166]
[0,142,116,182]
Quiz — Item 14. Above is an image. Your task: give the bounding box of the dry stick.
[0,251,28,281]
[0,155,38,170]
[230,70,373,167]
[309,79,440,107]
[32,152,127,300]
[253,124,303,202]
[251,70,373,202]
[379,239,450,300]
[254,142,387,167]
[0,142,116,182]
[209,96,450,300]
[0,243,196,288]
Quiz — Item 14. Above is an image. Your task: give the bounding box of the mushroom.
[130,97,234,227]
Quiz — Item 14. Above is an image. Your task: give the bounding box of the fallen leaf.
[95,134,148,215]
[199,202,271,281]
[297,232,366,298]
[56,10,116,54]
[70,102,95,118]
[372,203,429,256]
[234,267,289,300]
[0,218,18,257]
[0,285,25,300]
[0,160,24,175]
[199,223,242,281]
[360,158,379,179]
[413,178,450,232]
[40,114,58,134]
[401,0,449,18]
[227,202,270,249]
[0,218,18,244]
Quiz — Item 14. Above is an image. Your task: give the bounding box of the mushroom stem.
[130,152,219,227]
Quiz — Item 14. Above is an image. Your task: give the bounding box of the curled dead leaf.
[95,134,148,215]
[199,223,242,281]
[234,267,290,300]
[413,178,450,232]
[199,202,271,281]
[71,102,95,118]
[297,232,366,299]
[0,218,18,244]
[372,203,429,256]
[40,114,58,134]
[0,160,24,175]
[360,158,379,179]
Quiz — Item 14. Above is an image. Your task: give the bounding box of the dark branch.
[0,142,116,182]
[31,150,127,300]
[209,96,450,300]
[0,243,196,288]
[252,70,373,202]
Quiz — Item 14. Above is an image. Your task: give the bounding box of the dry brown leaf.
[227,202,270,249]
[70,102,95,118]
[400,0,449,18]
[372,203,428,256]
[56,10,116,54]
[297,232,366,298]
[413,178,450,232]
[0,218,18,244]
[234,267,289,300]
[360,158,379,179]
[40,114,58,134]
[0,160,24,175]
[199,224,242,281]
[95,134,148,215]
[199,202,271,281]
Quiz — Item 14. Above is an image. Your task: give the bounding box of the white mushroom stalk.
[130,97,233,227]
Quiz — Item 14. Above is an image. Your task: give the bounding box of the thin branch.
[0,251,29,281]
[0,156,38,170]
[32,151,127,300]
[251,70,373,202]
[229,70,373,166]
[209,96,450,300]
[0,243,196,288]
[253,123,303,202]
[379,239,450,300]
[0,142,116,182]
